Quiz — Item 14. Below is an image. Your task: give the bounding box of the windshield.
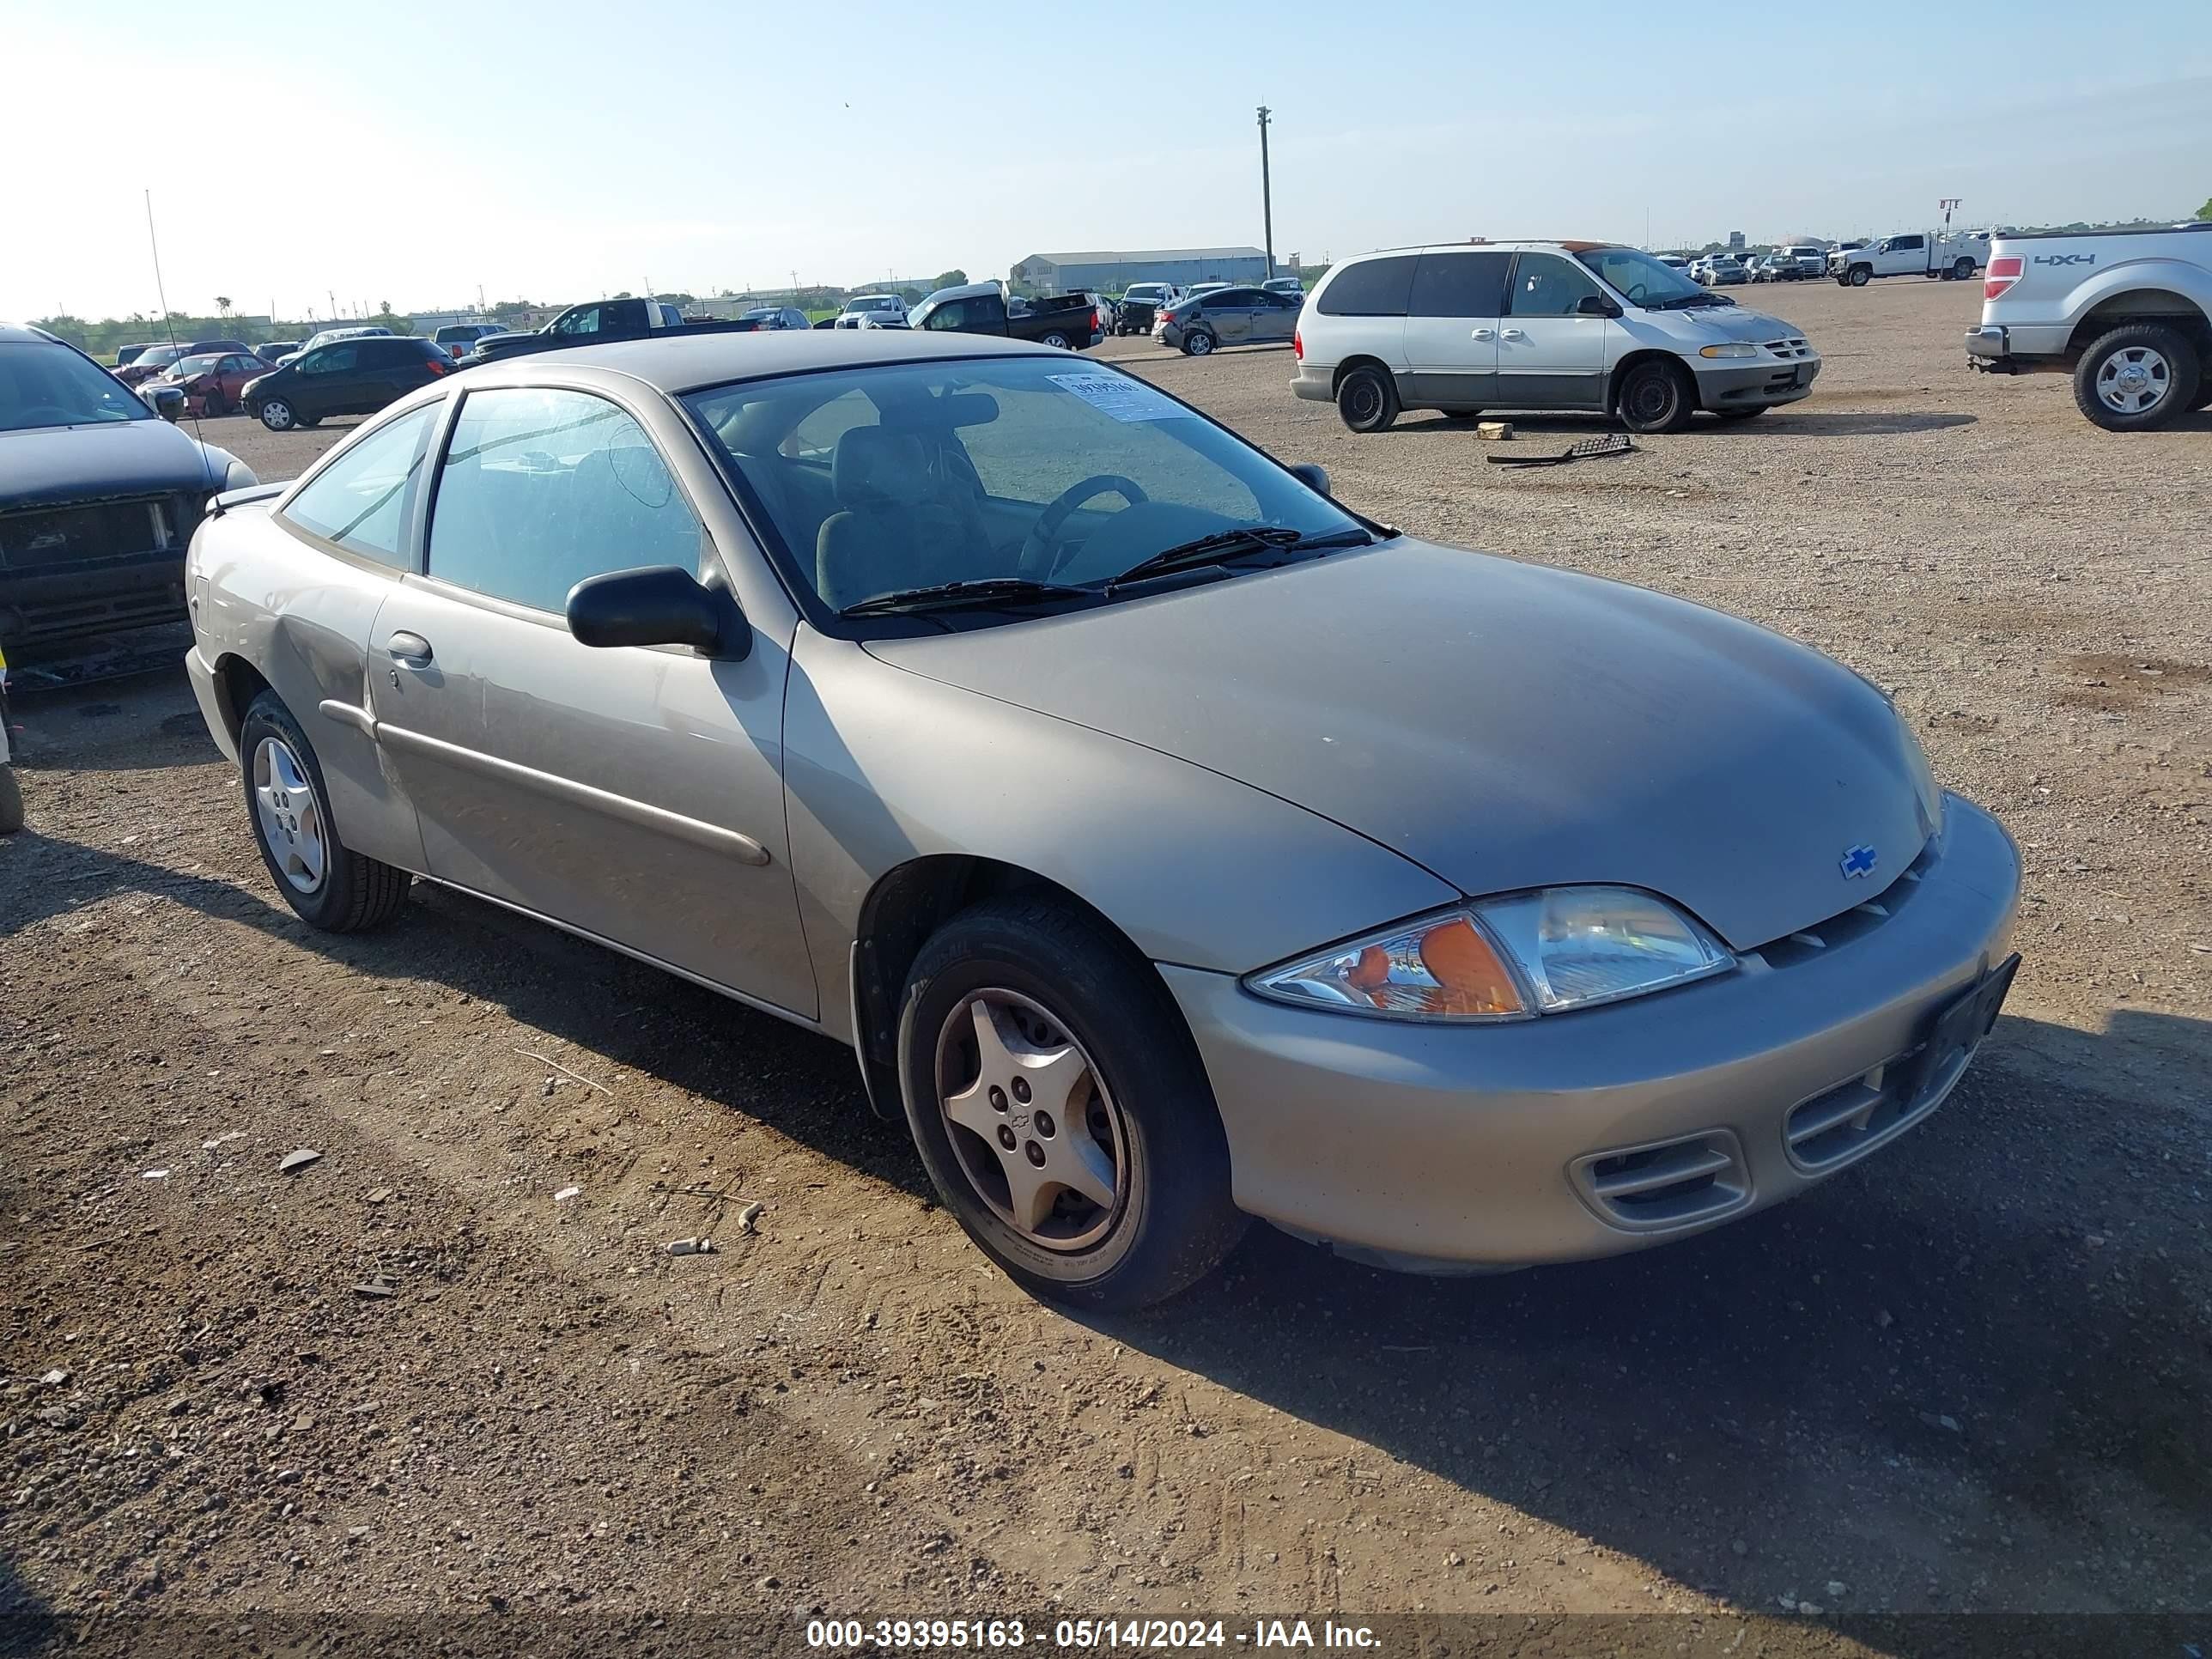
[1577,246,1710,306]
[173,355,223,376]
[0,340,155,431]
[684,356,1364,619]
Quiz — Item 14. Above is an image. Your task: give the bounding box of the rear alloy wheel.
[2073,324,2201,432]
[1183,329,1215,356]
[1616,359,1695,434]
[1041,331,1073,350]
[1334,364,1400,432]
[897,897,1248,1310]
[258,398,296,432]
[240,693,411,931]
[1954,257,1976,280]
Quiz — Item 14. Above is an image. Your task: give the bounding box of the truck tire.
[1040,331,1073,350]
[1847,265,1871,287]
[2072,324,2201,431]
[1954,256,1977,280]
[1616,359,1695,434]
[1334,364,1398,432]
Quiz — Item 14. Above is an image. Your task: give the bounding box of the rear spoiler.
[206,481,288,519]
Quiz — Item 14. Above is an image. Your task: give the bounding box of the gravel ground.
[3,276,2208,1654]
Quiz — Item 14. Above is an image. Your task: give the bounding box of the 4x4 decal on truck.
[2033,253,2096,266]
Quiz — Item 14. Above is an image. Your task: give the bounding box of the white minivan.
[1291,240,1821,434]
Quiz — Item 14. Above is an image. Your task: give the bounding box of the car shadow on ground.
[1391,410,1979,439]
[1093,1006,2212,1613]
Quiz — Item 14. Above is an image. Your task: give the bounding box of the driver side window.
[924,301,967,331]
[554,307,602,336]
[1508,256,1604,318]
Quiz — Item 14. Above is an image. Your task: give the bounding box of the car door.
[368,380,817,1018]
[294,344,358,420]
[1249,290,1299,343]
[1886,234,1923,275]
[1203,290,1257,344]
[1497,252,1613,411]
[1400,249,1509,410]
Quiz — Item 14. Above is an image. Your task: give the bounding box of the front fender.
[784,631,1457,1044]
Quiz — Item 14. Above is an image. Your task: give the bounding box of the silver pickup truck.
[1965,222,2212,429]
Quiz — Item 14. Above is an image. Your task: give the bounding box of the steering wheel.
[1016,475,1150,579]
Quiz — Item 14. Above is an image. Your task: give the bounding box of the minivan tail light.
[1293,328,1303,361]
[1984,257,2024,302]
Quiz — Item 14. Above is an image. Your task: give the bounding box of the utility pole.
[1256,105,1275,278]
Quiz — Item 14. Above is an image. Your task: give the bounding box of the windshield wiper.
[840,576,1094,617]
[1104,525,1371,591]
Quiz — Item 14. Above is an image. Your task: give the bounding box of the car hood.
[1638,302,1797,345]
[0,418,226,510]
[863,541,1935,951]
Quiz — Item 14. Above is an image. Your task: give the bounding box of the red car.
[150,350,276,416]
[113,338,255,387]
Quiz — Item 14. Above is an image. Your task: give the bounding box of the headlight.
[1698,342,1759,359]
[1247,887,1734,1022]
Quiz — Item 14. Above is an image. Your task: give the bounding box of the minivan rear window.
[1316,256,1417,317]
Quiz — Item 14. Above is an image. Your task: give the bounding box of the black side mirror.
[566,565,750,659]
[1289,462,1331,497]
[1577,294,1623,318]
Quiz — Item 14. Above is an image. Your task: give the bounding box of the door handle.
[1500,328,1528,342]
[386,631,434,664]
[1469,328,1496,341]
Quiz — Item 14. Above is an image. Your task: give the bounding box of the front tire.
[896,897,1248,1311]
[258,398,296,432]
[1616,359,1696,434]
[1848,264,1871,287]
[239,693,411,931]
[1334,363,1399,432]
[2072,324,2201,431]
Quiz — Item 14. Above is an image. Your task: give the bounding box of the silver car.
[185,331,2020,1310]
[1153,285,1303,355]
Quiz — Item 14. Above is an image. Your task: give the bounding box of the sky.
[8,0,2209,324]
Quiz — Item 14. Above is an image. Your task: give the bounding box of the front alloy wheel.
[897,897,1247,1310]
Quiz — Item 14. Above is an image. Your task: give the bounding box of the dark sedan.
[243,337,453,431]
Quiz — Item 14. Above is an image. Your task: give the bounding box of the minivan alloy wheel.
[934,988,1127,1250]
[252,735,327,894]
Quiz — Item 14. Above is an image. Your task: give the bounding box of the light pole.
[1256,105,1275,279]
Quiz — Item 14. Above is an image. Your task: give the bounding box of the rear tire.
[1334,363,1399,432]
[0,765,23,836]
[1182,330,1215,356]
[896,896,1248,1311]
[239,693,411,931]
[1616,359,1695,434]
[2072,324,2200,432]
[1041,331,1073,350]
[1953,257,1976,280]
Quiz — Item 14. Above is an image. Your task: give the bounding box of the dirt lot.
[3,276,2209,1654]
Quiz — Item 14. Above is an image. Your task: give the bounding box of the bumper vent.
[1572,1130,1750,1232]
[1785,1039,1969,1174]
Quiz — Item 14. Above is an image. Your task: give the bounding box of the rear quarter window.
[1316,257,1417,317]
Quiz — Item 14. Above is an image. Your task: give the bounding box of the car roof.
[459,327,1061,394]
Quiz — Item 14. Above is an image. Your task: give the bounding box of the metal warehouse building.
[1011,247,1272,294]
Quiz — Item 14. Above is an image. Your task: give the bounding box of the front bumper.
[1692,355,1821,411]
[1161,793,2019,1272]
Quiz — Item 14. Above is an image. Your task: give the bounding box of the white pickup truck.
[1965,222,2212,429]
[1830,232,1985,286]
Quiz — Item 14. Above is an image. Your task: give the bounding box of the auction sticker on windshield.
[1048,373,1190,423]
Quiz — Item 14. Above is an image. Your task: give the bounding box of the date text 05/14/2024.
[805,1618,1382,1650]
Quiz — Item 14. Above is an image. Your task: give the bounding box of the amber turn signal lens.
[1415,918,1524,1017]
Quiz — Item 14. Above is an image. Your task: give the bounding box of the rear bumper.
[1162,793,2019,1272]
[1965,321,2071,373]
[1291,364,1335,403]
